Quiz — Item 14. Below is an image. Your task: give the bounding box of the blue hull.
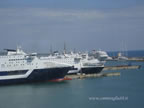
[81,67,104,74]
[0,67,72,85]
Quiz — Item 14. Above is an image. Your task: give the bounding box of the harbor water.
[0,61,144,108]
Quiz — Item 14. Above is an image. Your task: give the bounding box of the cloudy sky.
[0,0,144,52]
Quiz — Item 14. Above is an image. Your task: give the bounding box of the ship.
[89,50,110,62]
[40,51,104,75]
[117,52,128,61]
[0,47,73,84]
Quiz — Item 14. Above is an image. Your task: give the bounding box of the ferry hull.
[68,67,104,75]
[0,67,72,85]
[81,67,104,74]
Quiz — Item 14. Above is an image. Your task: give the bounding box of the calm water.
[0,61,144,108]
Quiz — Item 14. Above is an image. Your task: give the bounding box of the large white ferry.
[0,47,72,84]
[40,52,104,75]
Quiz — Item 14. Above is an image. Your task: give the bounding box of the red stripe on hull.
[49,77,72,82]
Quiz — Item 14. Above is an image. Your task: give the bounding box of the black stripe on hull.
[0,70,28,76]
[81,67,104,74]
[0,67,72,85]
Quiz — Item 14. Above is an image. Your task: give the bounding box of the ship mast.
[50,45,53,54]
[64,42,66,54]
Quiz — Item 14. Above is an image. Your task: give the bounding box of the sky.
[0,0,144,53]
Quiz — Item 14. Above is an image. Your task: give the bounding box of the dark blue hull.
[0,67,72,85]
[81,67,104,74]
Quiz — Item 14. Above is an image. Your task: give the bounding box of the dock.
[108,57,144,62]
[65,72,120,79]
[65,65,141,80]
[128,57,144,62]
[103,65,141,71]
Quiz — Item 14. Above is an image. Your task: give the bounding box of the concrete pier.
[65,72,120,79]
[103,65,141,71]
[128,57,144,62]
[65,65,140,80]
[108,57,144,62]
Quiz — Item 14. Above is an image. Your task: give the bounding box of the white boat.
[89,50,110,62]
[117,52,128,61]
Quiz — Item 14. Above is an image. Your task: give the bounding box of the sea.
[0,51,144,108]
[107,50,144,57]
